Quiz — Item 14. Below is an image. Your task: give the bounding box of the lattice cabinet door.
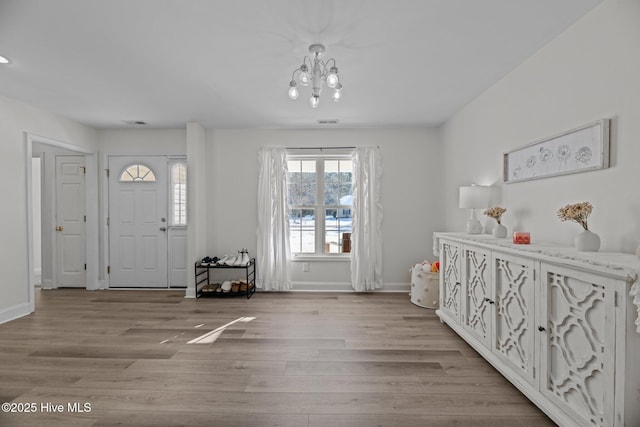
[539,263,616,427]
[440,240,462,322]
[461,245,492,347]
[491,252,536,385]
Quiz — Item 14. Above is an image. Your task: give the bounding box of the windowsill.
[292,255,351,262]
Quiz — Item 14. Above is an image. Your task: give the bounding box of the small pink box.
[513,232,530,244]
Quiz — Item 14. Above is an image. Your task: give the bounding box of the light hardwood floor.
[0,289,554,427]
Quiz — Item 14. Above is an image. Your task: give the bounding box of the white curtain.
[350,146,383,291]
[256,147,292,291]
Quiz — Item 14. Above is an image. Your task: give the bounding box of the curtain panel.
[350,146,383,291]
[256,147,292,291]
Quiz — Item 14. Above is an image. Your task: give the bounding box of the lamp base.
[466,219,483,234]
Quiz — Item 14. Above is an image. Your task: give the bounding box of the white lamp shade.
[459,185,490,209]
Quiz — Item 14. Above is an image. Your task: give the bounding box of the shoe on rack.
[201,257,210,266]
[217,255,229,265]
[231,281,240,293]
[225,255,237,266]
[240,250,250,266]
[221,281,232,293]
[233,251,244,266]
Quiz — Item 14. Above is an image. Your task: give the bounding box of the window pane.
[324,159,352,206]
[287,160,316,205]
[289,208,315,254]
[325,208,352,253]
[171,163,187,226]
[119,163,157,182]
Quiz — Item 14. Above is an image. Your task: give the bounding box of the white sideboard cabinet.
[434,233,640,427]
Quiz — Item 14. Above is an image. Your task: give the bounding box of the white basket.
[410,269,439,309]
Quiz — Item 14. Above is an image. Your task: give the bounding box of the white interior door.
[109,156,168,288]
[55,155,86,287]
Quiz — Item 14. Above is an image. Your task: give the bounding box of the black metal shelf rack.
[194,258,256,299]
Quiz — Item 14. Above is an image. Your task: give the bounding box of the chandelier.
[287,44,342,108]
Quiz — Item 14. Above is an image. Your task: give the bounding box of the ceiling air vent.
[122,120,147,125]
[317,119,339,125]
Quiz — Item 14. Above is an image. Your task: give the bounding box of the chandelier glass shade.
[288,44,342,108]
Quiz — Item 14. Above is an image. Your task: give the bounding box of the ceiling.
[0,0,602,130]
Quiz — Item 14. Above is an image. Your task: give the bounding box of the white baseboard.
[0,302,32,325]
[291,281,410,292]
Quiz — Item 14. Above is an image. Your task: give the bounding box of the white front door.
[55,155,86,287]
[108,156,168,288]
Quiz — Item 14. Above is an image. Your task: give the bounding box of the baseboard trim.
[291,281,410,292]
[0,302,32,325]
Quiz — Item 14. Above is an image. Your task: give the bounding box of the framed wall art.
[503,119,610,184]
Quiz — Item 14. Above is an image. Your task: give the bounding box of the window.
[119,163,156,182]
[287,156,353,255]
[170,161,187,226]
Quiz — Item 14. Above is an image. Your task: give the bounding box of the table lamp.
[459,185,490,234]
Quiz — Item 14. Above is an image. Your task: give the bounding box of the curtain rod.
[285,146,356,150]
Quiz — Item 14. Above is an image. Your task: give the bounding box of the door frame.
[25,133,99,311]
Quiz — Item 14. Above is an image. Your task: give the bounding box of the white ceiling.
[0,0,602,130]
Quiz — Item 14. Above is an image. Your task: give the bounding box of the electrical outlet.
[303,262,310,272]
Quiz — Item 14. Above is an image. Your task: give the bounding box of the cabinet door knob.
[538,326,546,332]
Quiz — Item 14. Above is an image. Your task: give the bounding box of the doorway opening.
[25,134,99,312]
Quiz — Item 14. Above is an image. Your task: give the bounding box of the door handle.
[56,226,64,231]
[159,227,167,232]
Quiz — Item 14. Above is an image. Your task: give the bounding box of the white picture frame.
[503,119,610,184]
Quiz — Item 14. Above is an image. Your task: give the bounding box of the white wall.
[207,128,443,289]
[97,128,186,155]
[440,0,640,253]
[0,94,97,323]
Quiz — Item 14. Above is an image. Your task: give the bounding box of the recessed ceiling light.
[0,55,10,64]
[122,120,147,125]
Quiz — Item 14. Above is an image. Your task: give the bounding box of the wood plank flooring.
[0,289,555,426]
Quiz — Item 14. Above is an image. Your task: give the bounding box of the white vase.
[493,223,507,238]
[574,229,600,252]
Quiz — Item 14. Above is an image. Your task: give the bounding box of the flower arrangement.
[484,207,507,225]
[557,202,592,230]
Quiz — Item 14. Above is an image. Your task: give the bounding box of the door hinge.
[106,169,110,177]
[84,263,87,270]
[107,266,110,274]
[533,366,536,378]
[107,217,110,226]
[81,166,86,174]
[614,291,618,307]
[84,215,87,222]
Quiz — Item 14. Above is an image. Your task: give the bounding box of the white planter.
[574,230,600,252]
[493,223,507,238]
